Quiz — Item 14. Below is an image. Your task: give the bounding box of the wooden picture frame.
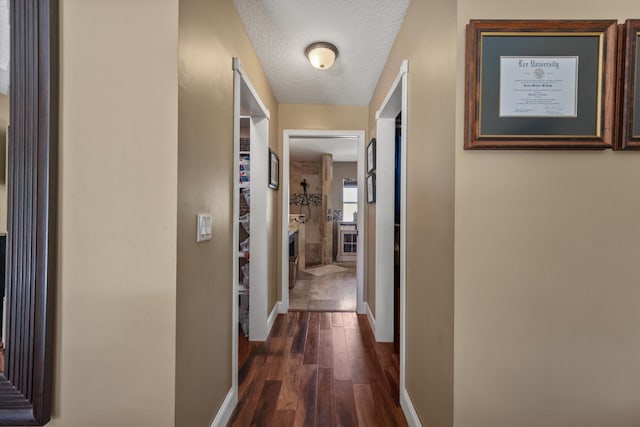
[615,19,640,150]
[268,149,279,190]
[367,173,376,204]
[367,138,376,173]
[465,20,618,149]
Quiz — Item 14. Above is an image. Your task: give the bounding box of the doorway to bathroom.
[281,130,366,314]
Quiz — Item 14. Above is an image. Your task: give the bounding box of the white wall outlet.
[196,214,212,242]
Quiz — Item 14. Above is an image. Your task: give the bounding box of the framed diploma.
[465,20,618,149]
[615,20,640,150]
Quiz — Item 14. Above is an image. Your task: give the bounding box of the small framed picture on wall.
[367,173,376,203]
[367,138,376,173]
[268,149,279,190]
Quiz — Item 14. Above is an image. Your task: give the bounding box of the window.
[343,179,357,221]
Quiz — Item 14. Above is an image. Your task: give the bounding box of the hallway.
[229,312,407,426]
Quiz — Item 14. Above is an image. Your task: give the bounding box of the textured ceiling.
[290,137,358,162]
[233,0,410,105]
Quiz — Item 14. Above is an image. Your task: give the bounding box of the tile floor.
[289,262,356,311]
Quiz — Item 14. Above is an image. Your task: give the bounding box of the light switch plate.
[196,214,212,242]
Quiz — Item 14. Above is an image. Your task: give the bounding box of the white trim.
[399,62,409,398]
[209,389,236,427]
[373,117,395,342]
[375,59,409,393]
[376,59,408,119]
[248,116,270,341]
[280,131,291,312]
[232,58,271,120]
[356,129,366,314]
[365,302,376,333]
[400,387,422,427]
[267,302,280,336]
[231,64,241,405]
[375,60,408,120]
[281,129,366,315]
[232,57,271,407]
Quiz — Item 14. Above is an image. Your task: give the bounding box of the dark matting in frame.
[615,19,640,150]
[465,20,618,149]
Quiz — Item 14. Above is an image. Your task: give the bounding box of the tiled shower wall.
[290,161,322,266]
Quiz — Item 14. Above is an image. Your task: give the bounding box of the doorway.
[394,112,402,352]
[374,59,408,408]
[288,146,358,311]
[232,58,273,412]
[281,130,366,315]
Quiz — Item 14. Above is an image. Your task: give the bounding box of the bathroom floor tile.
[288,263,356,312]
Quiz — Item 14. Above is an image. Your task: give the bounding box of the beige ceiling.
[232,0,410,105]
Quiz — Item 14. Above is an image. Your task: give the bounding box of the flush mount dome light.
[305,42,339,70]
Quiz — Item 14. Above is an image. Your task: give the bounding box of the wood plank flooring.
[228,312,407,427]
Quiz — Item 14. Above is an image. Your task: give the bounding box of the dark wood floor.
[229,312,408,427]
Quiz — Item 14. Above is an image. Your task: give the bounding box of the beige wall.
[54,1,178,426]
[43,1,640,426]
[368,0,456,425]
[455,2,640,427]
[278,104,369,136]
[0,93,8,129]
[177,0,278,425]
[365,206,376,313]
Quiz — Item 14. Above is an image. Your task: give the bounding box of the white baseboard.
[210,388,236,427]
[277,300,287,314]
[400,387,422,427]
[365,302,376,334]
[267,302,280,336]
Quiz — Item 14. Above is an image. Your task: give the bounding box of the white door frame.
[226,58,270,427]
[374,60,409,401]
[280,129,366,315]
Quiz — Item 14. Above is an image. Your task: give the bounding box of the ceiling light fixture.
[305,42,338,70]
